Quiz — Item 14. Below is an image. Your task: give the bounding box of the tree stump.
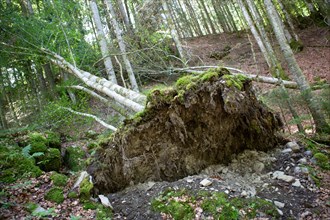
[88,68,282,193]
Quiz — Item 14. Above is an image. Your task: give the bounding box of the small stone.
[98,195,113,209]
[241,190,247,197]
[294,167,301,174]
[200,179,212,187]
[298,158,307,164]
[301,211,312,218]
[274,201,285,208]
[186,178,194,183]
[286,141,300,152]
[262,183,269,188]
[301,167,309,174]
[32,206,46,215]
[277,208,283,216]
[253,162,265,173]
[304,151,312,157]
[224,190,229,194]
[282,148,292,154]
[292,179,302,187]
[222,168,228,174]
[272,171,295,182]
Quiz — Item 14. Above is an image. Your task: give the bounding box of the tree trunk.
[162,0,186,61]
[264,0,330,133]
[44,49,145,112]
[103,0,139,92]
[89,0,117,83]
[238,0,272,67]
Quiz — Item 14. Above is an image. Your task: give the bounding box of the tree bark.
[264,0,330,133]
[89,0,117,83]
[103,0,139,92]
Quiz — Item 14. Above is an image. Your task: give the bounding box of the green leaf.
[22,145,32,158]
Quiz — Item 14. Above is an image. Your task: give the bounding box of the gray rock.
[200,178,212,187]
[292,179,302,187]
[73,171,91,189]
[282,148,292,154]
[301,167,309,174]
[274,201,285,208]
[272,171,295,182]
[241,190,248,197]
[286,141,300,152]
[301,211,312,218]
[277,208,283,216]
[32,205,46,215]
[294,167,301,174]
[298,157,307,164]
[99,195,113,209]
[304,151,312,157]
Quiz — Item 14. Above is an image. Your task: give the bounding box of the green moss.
[222,74,249,90]
[45,187,64,204]
[0,145,42,183]
[63,146,85,172]
[79,177,93,200]
[25,202,38,213]
[38,148,61,172]
[50,172,68,187]
[96,206,113,220]
[45,131,61,149]
[29,132,48,154]
[314,153,330,169]
[250,119,262,134]
[68,191,78,199]
[152,189,279,219]
[87,142,99,150]
[83,201,98,210]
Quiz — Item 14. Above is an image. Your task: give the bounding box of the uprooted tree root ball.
[88,68,283,193]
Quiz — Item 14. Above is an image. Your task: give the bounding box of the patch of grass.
[83,201,98,210]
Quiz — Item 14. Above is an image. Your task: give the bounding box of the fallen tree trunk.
[64,85,129,117]
[41,48,146,112]
[88,68,283,194]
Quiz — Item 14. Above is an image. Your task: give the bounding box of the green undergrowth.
[151,188,279,220]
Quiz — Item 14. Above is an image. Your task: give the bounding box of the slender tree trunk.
[238,0,272,67]
[89,0,117,83]
[176,0,195,37]
[184,0,203,36]
[264,0,330,133]
[200,0,217,34]
[162,0,186,61]
[276,0,299,41]
[103,0,139,92]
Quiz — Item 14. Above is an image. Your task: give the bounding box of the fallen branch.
[60,107,117,131]
[64,85,130,117]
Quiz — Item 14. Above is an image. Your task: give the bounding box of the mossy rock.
[45,131,61,149]
[63,146,85,172]
[45,187,64,204]
[28,132,48,154]
[50,172,68,187]
[79,177,93,200]
[0,145,42,183]
[38,148,61,172]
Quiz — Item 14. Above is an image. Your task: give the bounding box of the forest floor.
[0,26,329,219]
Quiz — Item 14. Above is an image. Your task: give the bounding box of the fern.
[22,145,32,158]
